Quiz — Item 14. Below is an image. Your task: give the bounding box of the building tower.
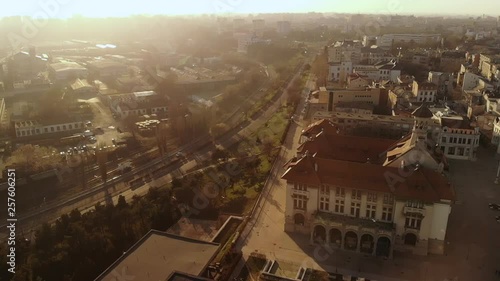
[410,103,434,146]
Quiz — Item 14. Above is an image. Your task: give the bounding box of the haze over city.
[1,0,500,18]
[0,1,500,281]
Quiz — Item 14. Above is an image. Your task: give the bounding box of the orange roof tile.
[282,154,454,203]
[298,131,395,163]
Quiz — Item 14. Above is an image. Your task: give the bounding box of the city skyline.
[0,0,499,19]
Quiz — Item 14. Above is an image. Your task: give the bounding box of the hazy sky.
[1,0,499,18]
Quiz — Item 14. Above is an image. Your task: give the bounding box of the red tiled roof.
[282,154,454,202]
[297,131,395,163]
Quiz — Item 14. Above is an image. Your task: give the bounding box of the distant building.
[6,51,48,80]
[479,54,500,81]
[109,91,168,119]
[427,71,453,98]
[353,60,401,83]
[86,59,128,78]
[14,119,84,138]
[252,19,265,37]
[328,40,362,64]
[376,34,442,49]
[49,61,88,81]
[277,21,291,35]
[412,81,438,103]
[318,85,386,112]
[360,46,395,65]
[234,32,268,53]
[70,79,97,95]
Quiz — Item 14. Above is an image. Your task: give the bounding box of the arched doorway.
[376,237,391,258]
[360,234,374,254]
[344,231,358,251]
[329,229,342,248]
[294,213,305,225]
[404,233,417,246]
[313,225,326,244]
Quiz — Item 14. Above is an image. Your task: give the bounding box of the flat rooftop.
[95,230,220,281]
[166,217,218,242]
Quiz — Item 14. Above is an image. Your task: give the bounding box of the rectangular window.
[320,185,330,195]
[351,189,362,201]
[62,125,66,130]
[336,187,345,197]
[51,127,54,132]
[382,207,393,221]
[44,128,48,133]
[293,195,307,210]
[294,184,307,191]
[406,200,424,209]
[383,194,394,205]
[334,199,345,213]
[366,204,376,219]
[69,124,73,129]
[467,139,471,145]
[367,192,377,203]
[458,147,465,156]
[350,202,361,217]
[405,214,422,229]
[441,137,446,143]
[319,197,330,211]
[448,147,455,155]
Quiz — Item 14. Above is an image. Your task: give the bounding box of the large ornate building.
[283,107,455,258]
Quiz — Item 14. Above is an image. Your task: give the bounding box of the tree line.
[0,187,178,281]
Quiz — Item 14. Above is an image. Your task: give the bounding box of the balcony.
[292,189,309,197]
[403,206,426,218]
[314,211,395,235]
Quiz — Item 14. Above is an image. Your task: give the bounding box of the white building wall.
[429,203,452,240]
[462,72,481,91]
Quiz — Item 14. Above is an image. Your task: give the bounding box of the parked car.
[496,216,500,223]
[489,203,500,210]
[83,130,94,137]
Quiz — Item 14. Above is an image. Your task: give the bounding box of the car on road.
[83,130,94,137]
[85,121,93,127]
[88,136,97,143]
[496,216,500,223]
[489,203,500,210]
[175,152,186,158]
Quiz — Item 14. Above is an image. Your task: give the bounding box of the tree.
[123,114,139,139]
[155,122,169,157]
[3,144,59,175]
[210,123,229,139]
[311,47,328,87]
